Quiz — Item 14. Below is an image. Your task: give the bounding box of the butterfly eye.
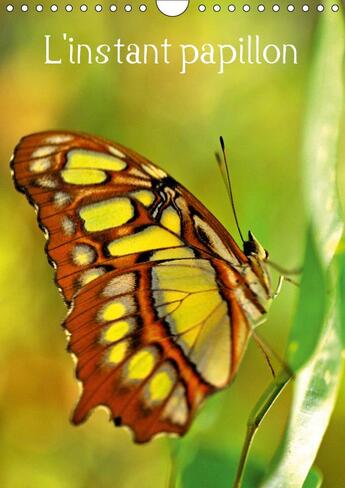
[265,250,269,260]
[243,239,256,256]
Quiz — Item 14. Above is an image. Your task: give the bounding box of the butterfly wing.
[11,131,256,441]
[12,131,161,303]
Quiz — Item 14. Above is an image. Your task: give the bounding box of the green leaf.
[287,1,345,371]
[302,467,323,488]
[336,239,345,347]
[302,7,344,268]
[172,4,345,488]
[287,227,327,371]
[262,4,345,487]
[179,448,263,488]
[263,303,343,487]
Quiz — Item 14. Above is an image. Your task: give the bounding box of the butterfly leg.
[232,368,292,488]
[272,275,284,299]
[272,274,300,301]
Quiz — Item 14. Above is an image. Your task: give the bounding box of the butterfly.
[10,131,272,443]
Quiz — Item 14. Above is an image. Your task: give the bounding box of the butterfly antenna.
[215,136,245,243]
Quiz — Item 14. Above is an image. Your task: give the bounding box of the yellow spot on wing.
[61,149,127,185]
[44,134,73,144]
[54,191,71,208]
[103,320,131,342]
[126,349,157,381]
[142,162,167,179]
[160,207,181,234]
[30,157,51,173]
[102,273,136,297]
[32,146,56,158]
[36,176,58,188]
[67,149,126,172]
[79,197,134,232]
[79,268,105,286]
[61,216,75,236]
[150,247,194,261]
[61,168,107,185]
[148,370,174,402]
[131,190,155,207]
[108,226,184,257]
[108,145,125,158]
[72,244,95,266]
[101,302,126,321]
[108,342,128,365]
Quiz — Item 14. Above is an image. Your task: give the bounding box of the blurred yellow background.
[0,3,344,487]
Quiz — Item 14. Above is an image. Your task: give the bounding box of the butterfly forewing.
[12,132,156,302]
[11,130,268,441]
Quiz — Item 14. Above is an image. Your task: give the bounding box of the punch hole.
[156,0,189,16]
[228,4,236,11]
[139,4,147,11]
[110,4,117,11]
[213,4,221,11]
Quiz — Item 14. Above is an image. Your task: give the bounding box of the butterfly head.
[243,231,271,301]
[243,231,269,261]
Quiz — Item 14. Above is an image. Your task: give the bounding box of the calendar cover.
[1,1,344,487]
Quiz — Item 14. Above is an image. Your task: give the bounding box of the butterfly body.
[11,131,272,442]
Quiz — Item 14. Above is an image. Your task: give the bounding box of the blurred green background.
[0,2,344,487]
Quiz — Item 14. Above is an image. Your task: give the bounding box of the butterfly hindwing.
[11,130,259,441]
[66,261,205,441]
[65,255,252,441]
